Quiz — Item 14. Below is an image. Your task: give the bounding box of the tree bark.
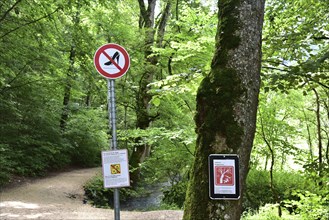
[130,0,157,187]
[313,88,323,176]
[130,0,171,187]
[323,91,329,164]
[183,0,265,219]
[259,109,282,217]
[303,109,314,160]
[60,45,75,131]
[60,2,81,131]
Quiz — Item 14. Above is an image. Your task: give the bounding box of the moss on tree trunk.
[183,0,265,219]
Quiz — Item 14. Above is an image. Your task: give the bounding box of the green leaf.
[152,97,161,107]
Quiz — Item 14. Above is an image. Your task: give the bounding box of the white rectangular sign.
[209,154,240,200]
[213,158,236,195]
[102,149,130,188]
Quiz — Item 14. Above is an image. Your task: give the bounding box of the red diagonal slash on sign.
[102,51,122,71]
[111,164,121,174]
[94,43,130,79]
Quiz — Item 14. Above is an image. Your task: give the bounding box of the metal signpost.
[94,43,131,220]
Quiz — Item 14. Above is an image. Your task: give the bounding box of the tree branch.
[0,62,31,94]
[262,66,290,72]
[1,7,60,39]
[138,0,147,27]
[146,0,156,28]
[0,0,23,23]
[262,59,290,68]
[311,79,329,90]
[182,142,195,157]
[313,35,329,40]
[156,1,171,47]
[1,78,43,92]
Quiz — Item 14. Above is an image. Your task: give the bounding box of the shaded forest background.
[0,0,328,219]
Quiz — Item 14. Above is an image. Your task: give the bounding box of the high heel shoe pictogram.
[104,51,120,65]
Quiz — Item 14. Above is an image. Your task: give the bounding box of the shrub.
[285,189,329,220]
[159,168,313,212]
[162,180,188,208]
[64,109,108,167]
[84,174,139,208]
[242,203,300,220]
[243,169,272,211]
[0,144,16,186]
[243,169,312,212]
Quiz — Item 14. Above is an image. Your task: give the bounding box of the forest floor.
[0,167,183,220]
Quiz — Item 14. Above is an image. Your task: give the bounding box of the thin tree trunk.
[60,45,75,131]
[326,138,329,165]
[259,111,282,217]
[60,2,80,131]
[281,151,284,171]
[156,2,171,47]
[324,90,329,164]
[313,88,323,173]
[303,108,314,160]
[259,113,274,190]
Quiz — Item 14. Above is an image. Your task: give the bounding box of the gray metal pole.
[108,79,120,220]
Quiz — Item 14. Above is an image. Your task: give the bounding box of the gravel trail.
[0,168,183,220]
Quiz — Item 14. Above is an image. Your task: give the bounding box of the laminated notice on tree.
[209,154,240,200]
[102,149,130,188]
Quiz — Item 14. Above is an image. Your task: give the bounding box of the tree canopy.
[0,0,328,219]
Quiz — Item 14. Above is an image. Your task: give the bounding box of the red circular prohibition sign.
[94,43,130,79]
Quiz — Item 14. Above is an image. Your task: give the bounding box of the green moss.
[184,0,244,219]
[198,0,243,152]
[195,67,244,152]
[183,147,211,220]
[212,0,241,68]
[199,0,243,151]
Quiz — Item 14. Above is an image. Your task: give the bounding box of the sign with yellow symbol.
[110,164,121,174]
[102,149,130,188]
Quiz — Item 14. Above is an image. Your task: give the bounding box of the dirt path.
[0,168,183,220]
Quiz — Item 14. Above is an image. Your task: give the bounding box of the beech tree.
[130,0,172,186]
[183,0,265,219]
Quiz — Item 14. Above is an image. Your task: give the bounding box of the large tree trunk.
[130,0,156,187]
[183,0,265,219]
[130,0,171,187]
